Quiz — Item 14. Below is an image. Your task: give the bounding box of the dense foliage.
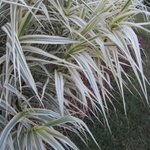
[0,0,150,149]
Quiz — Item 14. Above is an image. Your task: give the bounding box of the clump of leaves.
[0,0,150,149]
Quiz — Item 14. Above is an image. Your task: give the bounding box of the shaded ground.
[72,33,150,150]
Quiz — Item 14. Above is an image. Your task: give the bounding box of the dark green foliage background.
[72,32,150,150]
[144,0,150,7]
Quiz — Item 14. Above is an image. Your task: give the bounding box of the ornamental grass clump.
[0,0,150,149]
